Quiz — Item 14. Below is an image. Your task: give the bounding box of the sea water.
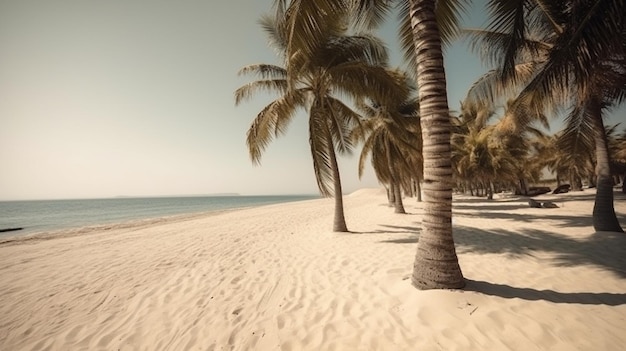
[0,195,318,238]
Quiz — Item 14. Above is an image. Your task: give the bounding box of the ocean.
[0,195,318,238]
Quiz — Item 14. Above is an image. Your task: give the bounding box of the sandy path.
[1,189,625,350]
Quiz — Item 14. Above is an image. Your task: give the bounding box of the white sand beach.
[1,188,625,350]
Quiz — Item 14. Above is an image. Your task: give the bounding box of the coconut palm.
[352,71,422,214]
[496,105,549,195]
[529,131,590,190]
[609,128,626,192]
[465,0,625,232]
[236,7,397,232]
[452,102,522,198]
[346,0,468,289]
[554,126,596,190]
[275,0,468,288]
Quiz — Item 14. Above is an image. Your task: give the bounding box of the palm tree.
[528,131,591,191]
[348,0,468,289]
[555,128,596,190]
[236,7,397,232]
[352,70,422,214]
[609,127,626,192]
[452,102,522,198]
[465,0,625,232]
[277,0,467,288]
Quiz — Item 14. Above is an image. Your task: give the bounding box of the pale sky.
[1,1,624,200]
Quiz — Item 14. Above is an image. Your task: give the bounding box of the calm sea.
[0,195,318,238]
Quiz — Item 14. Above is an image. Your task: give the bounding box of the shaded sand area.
[1,189,625,350]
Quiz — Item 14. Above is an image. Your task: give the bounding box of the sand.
[1,188,625,350]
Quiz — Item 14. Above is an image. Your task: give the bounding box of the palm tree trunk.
[416,177,422,202]
[487,181,494,200]
[388,184,395,206]
[408,0,464,290]
[519,178,528,195]
[393,181,406,213]
[327,133,348,232]
[572,176,583,191]
[590,103,623,232]
[387,142,406,214]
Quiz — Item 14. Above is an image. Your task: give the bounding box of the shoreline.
[0,195,320,244]
[1,188,625,350]
[0,207,240,246]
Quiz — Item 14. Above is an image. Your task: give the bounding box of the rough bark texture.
[590,105,623,233]
[408,0,465,289]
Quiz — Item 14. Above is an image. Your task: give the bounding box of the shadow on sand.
[455,211,596,227]
[453,227,626,278]
[349,224,421,236]
[381,226,626,279]
[373,191,626,303]
[465,279,626,306]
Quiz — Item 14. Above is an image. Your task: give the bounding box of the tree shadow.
[465,279,626,305]
[453,203,534,211]
[454,210,595,227]
[453,190,609,208]
[350,224,421,236]
[452,196,524,204]
[375,224,626,278]
[454,226,626,278]
[380,236,419,244]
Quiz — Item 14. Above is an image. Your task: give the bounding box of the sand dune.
[1,189,625,350]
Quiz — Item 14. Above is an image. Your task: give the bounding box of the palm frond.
[397,1,417,78]
[237,64,288,79]
[234,79,289,105]
[349,0,393,30]
[313,33,389,67]
[463,28,552,68]
[435,0,471,46]
[259,11,289,56]
[527,0,565,35]
[326,97,362,155]
[328,62,408,105]
[556,103,596,161]
[283,0,349,72]
[245,89,307,164]
[485,0,528,80]
[519,0,625,110]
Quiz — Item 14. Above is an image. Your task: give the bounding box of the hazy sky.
[1,1,624,200]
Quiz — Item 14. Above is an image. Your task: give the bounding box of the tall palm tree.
[465,0,625,232]
[530,131,593,190]
[236,7,397,232]
[277,0,467,288]
[452,102,522,198]
[352,71,422,214]
[349,0,468,289]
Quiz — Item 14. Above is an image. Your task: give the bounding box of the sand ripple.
[1,190,625,350]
